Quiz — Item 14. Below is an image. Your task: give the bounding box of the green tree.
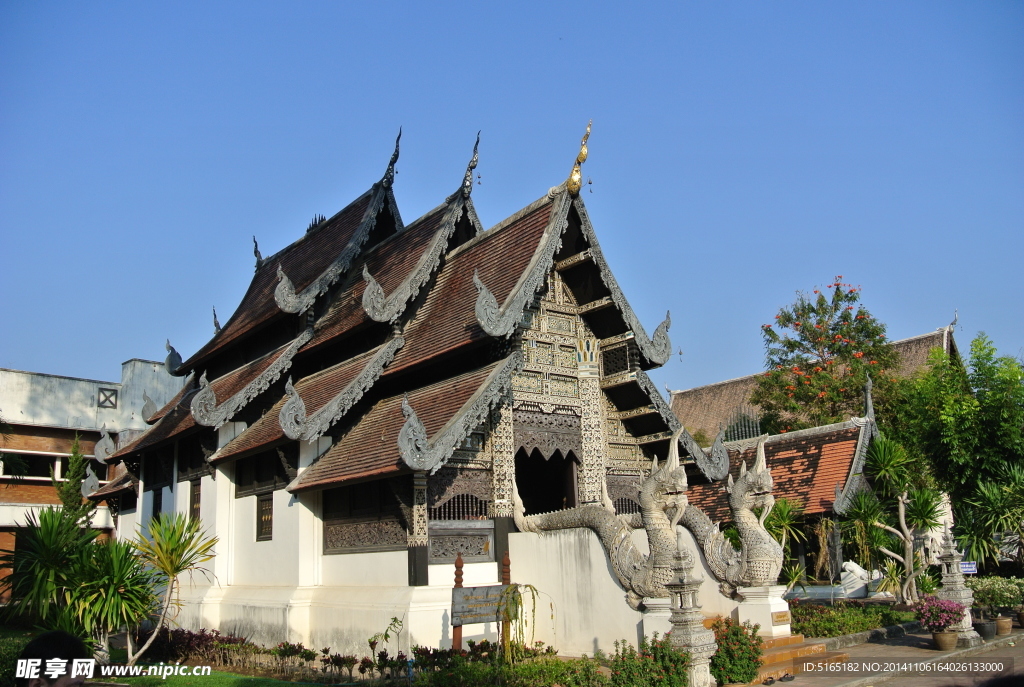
[889,333,1024,572]
[52,436,97,525]
[752,277,901,433]
[850,438,941,603]
[892,334,1024,501]
[128,513,218,665]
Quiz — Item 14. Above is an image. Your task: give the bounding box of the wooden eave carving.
[361,194,484,324]
[276,184,405,315]
[190,327,314,430]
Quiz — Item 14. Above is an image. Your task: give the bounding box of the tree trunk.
[127,578,174,666]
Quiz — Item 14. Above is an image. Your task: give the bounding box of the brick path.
[783,628,1023,687]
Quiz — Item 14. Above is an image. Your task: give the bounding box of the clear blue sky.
[2,2,1021,394]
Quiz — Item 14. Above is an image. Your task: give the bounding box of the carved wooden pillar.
[577,338,604,504]
[489,400,515,518]
[452,553,464,651]
[407,471,429,586]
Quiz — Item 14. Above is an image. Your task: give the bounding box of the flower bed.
[789,600,906,638]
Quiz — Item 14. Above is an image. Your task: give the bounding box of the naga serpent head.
[727,435,775,524]
[647,426,690,527]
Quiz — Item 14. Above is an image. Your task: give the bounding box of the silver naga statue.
[514,426,690,609]
[680,436,784,597]
[513,430,782,606]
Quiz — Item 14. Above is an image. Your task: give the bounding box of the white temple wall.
[320,550,408,587]
[507,528,645,655]
[231,489,301,586]
[677,526,740,618]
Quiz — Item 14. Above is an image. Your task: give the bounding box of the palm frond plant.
[781,563,809,594]
[0,507,98,625]
[875,560,904,597]
[128,513,217,665]
[72,538,159,662]
[764,497,807,560]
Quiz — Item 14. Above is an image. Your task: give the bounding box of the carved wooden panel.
[513,409,582,459]
[323,518,407,554]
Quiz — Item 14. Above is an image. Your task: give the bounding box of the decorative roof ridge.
[275,183,405,314]
[722,417,867,452]
[833,416,878,514]
[472,190,572,337]
[107,375,199,461]
[259,188,374,267]
[279,336,404,442]
[635,370,729,482]
[573,196,671,367]
[671,372,761,396]
[446,190,556,261]
[362,193,475,324]
[890,329,949,345]
[190,327,314,430]
[396,351,524,475]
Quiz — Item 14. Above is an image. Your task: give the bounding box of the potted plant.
[914,596,965,651]
[966,577,995,639]
[1012,578,1024,629]
[968,576,1018,636]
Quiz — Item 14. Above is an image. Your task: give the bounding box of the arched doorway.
[514,447,579,516]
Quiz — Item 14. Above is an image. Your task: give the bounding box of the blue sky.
[1,2,1021,394]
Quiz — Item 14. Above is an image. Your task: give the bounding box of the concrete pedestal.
[641,598,673,639]
[735,585,791,638]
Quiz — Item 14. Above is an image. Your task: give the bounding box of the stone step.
[760,634,804,650]
[759,640,826,665]
[752,650,850,685]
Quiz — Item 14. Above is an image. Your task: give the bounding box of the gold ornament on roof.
[566,120,592,196]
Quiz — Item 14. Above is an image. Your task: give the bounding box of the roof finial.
[461,131,480,198]
[212,306,221,333]
[863,373,875,420]
[949,308,958,329]
[253,235,264,270]
[382,127,402,188]
[566,120,592,196]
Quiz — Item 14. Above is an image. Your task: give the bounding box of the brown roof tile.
[686,426,861,522]
[111,342,289,459]
[292,360,502,492]
[306,205,448,351]
[212,345,389,463]
[88,470,135,500]
[385,201,553,374]
[181,191,374,372]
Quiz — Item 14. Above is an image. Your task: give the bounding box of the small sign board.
[960,561,978,575]
[451,585,510,627]
[771,611,791,626]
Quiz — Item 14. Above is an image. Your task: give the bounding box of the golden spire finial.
[566,120,592,196]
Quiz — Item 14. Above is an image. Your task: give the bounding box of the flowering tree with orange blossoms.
[751,277,901,433]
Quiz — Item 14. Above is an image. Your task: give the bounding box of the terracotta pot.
[973,620,997,640]
[932,632,958,651]
[995,616,1013,635]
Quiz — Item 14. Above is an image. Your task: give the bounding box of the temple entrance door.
[514,447,579,515]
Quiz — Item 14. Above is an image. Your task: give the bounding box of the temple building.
[91,129,795,655]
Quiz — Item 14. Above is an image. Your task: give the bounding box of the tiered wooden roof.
[685,417,877,522]
[101,133,716,496]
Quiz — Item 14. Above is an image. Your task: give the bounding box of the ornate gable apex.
[359,186,485,326]
[274,181,404,315]
[178,187,389,376]
[471,188,671,370]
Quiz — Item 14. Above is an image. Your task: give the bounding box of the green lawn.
[116,673,334,687]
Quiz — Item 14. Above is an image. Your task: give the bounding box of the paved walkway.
[788,628,1023,687]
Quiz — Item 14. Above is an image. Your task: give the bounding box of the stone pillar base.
[641,598,673,639]
[956,628,983,648]
[735,585,791,638]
